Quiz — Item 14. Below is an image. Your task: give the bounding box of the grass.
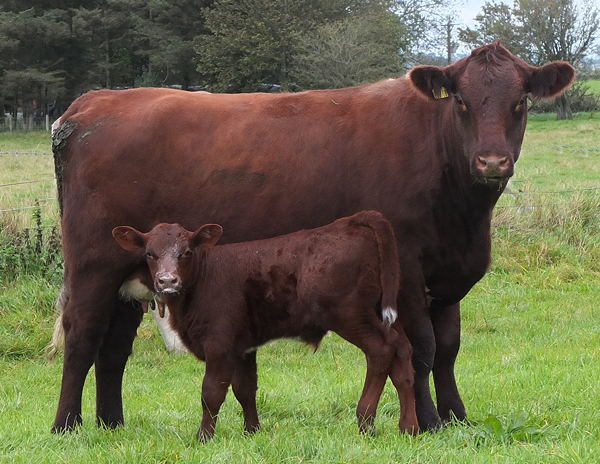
[0,116,599,463]
[583,79,600,95]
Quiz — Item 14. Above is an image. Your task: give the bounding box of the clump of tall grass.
[0,202,62,283]
[492,192,600,274]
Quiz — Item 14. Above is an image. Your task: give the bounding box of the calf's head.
[409,41,574,187]
[112,223,223,295]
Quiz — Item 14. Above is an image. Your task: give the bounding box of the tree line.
[0,0,598,122]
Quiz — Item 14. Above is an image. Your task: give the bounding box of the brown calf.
[112,211,418,440]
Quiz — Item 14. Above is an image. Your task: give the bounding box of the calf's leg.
[231,352,260,433]
[198,349,235,441]
[95,299,143,428]
[431,302,466,422]
[386,327,419,434]
[334,320,394,435]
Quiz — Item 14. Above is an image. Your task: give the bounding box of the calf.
[112,210,418,440]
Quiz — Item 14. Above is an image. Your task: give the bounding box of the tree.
[0,8,69,120]
[195,0,347,92]
[459,0,600,119]
[294,7,409,89]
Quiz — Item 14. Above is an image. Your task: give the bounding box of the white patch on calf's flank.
[244,346,259,355]
[119,278,154,302]
[382,306,397,326]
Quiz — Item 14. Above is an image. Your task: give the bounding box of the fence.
[1,115,56,133]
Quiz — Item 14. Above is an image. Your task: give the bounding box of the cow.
[111,211,418,440]
[49,41,574,433]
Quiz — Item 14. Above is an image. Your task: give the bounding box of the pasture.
[0,114,599,463]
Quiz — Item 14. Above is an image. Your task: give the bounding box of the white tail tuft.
[382,306,398,327]
[45,285,67,359]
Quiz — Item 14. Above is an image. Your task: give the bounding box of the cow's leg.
[431,302,466,423]
[51,282,114,432]
[334,320,394,435]
[95,298,143,428]
[198,349,234,441]
[386,327,418,434]
[231,351,260,433]
[398,282,441,430]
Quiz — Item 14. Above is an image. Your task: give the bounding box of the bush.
[529,81,600,114]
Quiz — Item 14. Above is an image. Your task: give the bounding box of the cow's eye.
[454,94,468,111]
[146,252,157,260]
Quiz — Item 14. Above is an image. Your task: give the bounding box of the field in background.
[0,114,599,463]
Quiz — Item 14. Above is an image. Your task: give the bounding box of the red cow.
[112,211,417,439]
[49,42,574,432]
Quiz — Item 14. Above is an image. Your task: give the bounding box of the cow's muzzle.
[473,152,514,182]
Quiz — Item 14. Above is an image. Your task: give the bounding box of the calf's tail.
[350,211,401,327]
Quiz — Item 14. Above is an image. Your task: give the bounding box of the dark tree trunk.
[556,94,572,120]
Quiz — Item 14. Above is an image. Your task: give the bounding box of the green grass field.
[0,114,599,463]
[584,79,600,95]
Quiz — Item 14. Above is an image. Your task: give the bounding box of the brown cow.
[112,211,418,439]
[49,42,574,432]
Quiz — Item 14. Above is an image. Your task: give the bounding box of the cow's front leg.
[432,302,466,423]
[198,349,234,441]
[231,351,260,433]
[397,280,441,431]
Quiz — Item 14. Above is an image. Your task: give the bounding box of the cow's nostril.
[499,156,509,167]
[476,156,487,169]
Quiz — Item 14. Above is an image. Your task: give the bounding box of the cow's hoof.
[51,414,82,433]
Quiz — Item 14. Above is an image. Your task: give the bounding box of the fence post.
[8,114,13,132]
[45,114,50,132]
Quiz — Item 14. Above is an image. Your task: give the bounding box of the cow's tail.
[350,211,401,327]
[45,284,68,359]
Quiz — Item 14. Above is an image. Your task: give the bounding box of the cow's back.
[57,85,439,259]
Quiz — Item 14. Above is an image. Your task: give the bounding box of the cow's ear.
[408,65,454,101]
[191,224,223,248]
[527,62,575,98]
[112,226,147,252]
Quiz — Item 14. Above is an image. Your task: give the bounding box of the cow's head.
[408,42,574,187]
[112,223,223,295]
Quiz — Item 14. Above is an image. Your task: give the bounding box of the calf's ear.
[112,226,147,252]
[191,224,223,248]
[527,61,575,98]
[408,65,454,101]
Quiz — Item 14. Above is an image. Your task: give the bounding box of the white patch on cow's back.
[382,306,397,326]
[119,278,154,302]
[51,116,62,136]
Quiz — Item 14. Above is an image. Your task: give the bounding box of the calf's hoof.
[96,416,125,429]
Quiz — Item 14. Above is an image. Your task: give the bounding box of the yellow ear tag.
[432,87,449,99]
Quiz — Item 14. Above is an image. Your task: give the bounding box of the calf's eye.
[179,250,192,259]
[146,252,157,260]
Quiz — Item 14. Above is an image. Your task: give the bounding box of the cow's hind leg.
[51,283,114,432]
[231,351,260,433]
[334,318,394,435]
[432,302,466,423]
[95,298,143,428]
[386,327,419,434]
